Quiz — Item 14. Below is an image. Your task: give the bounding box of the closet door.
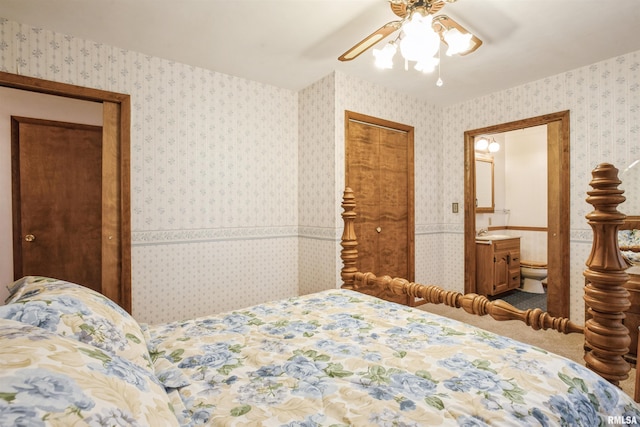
[345,111,415,305]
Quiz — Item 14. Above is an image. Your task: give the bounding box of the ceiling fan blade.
[338,21,402,61]
[434,15,482,55]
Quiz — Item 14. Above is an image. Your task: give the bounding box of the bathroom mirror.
[475,154,494,213]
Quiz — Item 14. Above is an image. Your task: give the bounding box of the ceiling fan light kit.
[339,0,482,86]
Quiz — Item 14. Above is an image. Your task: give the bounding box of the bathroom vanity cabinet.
[476,238,521,296]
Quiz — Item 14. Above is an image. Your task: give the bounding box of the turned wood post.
[584,163,630,385]
[341,188,358,289]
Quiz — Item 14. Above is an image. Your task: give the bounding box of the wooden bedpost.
[341,187,358,289]
[340,186,583,335]
[584,163,631,386]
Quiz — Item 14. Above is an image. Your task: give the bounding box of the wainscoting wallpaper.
[297,74,340,296]
[1,15,639,325]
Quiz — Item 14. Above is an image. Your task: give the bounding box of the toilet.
[520,260,547,294]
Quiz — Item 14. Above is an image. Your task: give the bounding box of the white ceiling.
[1,0,639,107]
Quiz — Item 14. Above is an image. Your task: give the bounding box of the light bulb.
[475,137,489,151]
[414,57,439,73]
[444,28,472,56]
[488,140,500,152]
[399,12,440,63]
[373,42,397,69]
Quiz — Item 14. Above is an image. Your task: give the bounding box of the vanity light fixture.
[475,136,500,153]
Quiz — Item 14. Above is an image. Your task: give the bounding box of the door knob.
[25,234,36,242]
[376,227,382,233]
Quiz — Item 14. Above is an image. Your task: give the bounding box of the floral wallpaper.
[1,16,639,324]
[0,18,300,324]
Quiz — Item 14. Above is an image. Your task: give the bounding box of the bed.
[619,220,640,265]
[617,216,640,370]
[0,163,639,426]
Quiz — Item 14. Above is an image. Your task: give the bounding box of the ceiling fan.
[338,0,482,71]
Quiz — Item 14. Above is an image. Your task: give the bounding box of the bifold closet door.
[345,112,415,294]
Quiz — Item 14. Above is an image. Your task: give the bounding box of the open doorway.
[463,111,570,318]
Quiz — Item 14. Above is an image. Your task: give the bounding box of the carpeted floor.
[419,302,636,400]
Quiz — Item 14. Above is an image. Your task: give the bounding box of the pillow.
[0,318,180,426]
[0,276,153,373]
[4,276,32,304]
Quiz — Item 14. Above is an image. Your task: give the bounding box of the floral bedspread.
[619,229,640,263]
[146,289,640,426]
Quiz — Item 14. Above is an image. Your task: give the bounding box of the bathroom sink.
[475,234,514,241]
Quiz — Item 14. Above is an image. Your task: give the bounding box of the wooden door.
[345,111,415,305]
[12,117,103,293]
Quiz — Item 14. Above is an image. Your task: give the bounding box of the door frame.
[1,71,132,313]
[463,111,570,318]
[345,110,415,282]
